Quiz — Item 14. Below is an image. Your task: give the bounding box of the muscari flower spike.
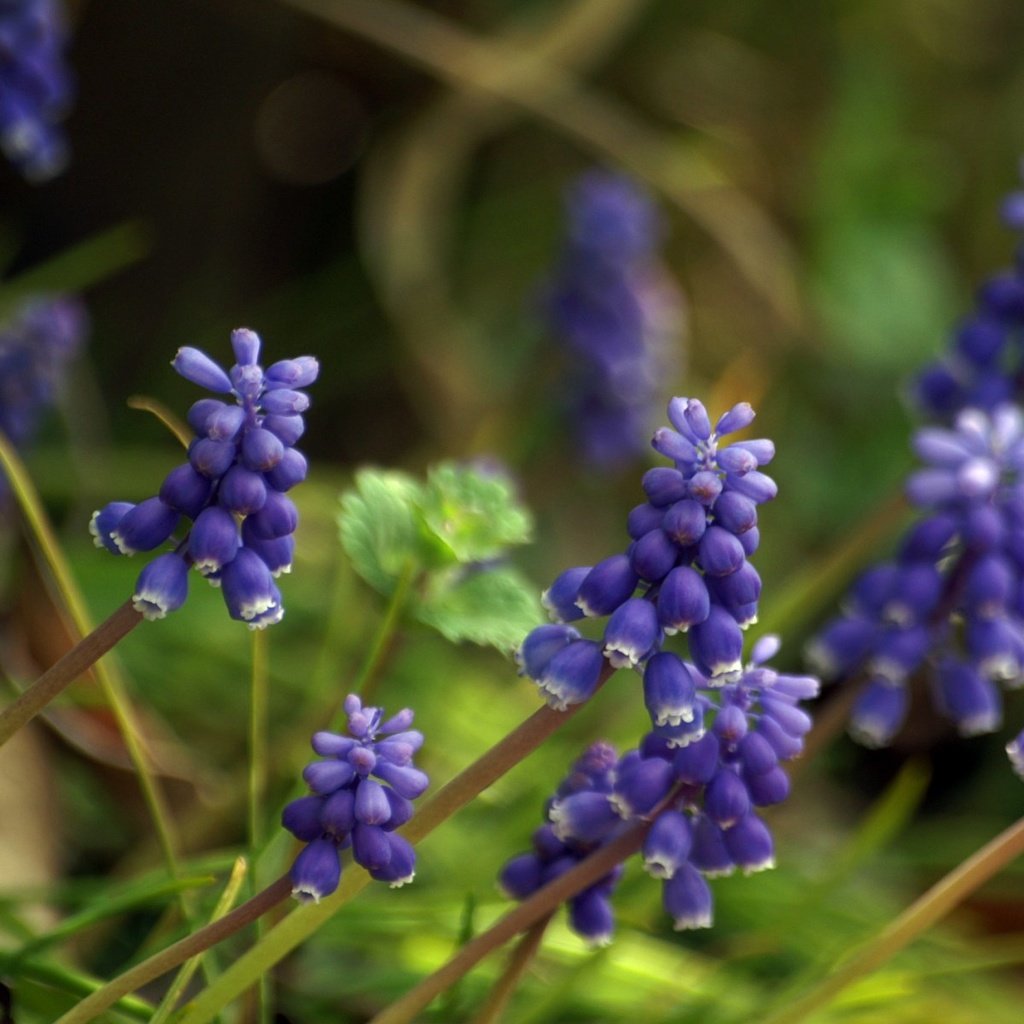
[811,406,1024,743]
[914,176,1024,422]
[501,639,817,942]
[90,328,318,626]
[518,396,776,712]
[283,694,428,902]
[0,0,74,181]
[542,170,685,468]
[0,293,85,458]
[810,183,1024,750]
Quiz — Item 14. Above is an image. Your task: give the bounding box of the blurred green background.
[2,0,1024,1021]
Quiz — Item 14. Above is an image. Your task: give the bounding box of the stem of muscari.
[62,669,615,1024]
[248,630,270,1024]
[469,915,553,1024]
[349,558,417,707]
[0,599,141,746]
[367,806,668,1024]
[759,814,1024,1024]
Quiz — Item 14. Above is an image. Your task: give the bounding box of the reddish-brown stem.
[0,600,142,747]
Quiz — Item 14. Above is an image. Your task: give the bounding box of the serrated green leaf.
[338,469,422,594]
[418,462,533,565]
[416,566,541,652]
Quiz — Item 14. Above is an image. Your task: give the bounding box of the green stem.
[51,877,293,1024]
[149,858,249,1024]
[470,915,552,1024]
[249,630,269,854]
[248,629,270,1024]
[0,599,141,746]
[761,814,1024,1024]
[369,819,652,1024]
[348,559,417,709]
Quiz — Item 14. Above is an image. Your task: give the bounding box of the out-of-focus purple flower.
[90,328,318,625]
[0,294,85,451]
[0,0,74,181]
[518,397,776,710]
[283,694,428,901]
[0,292,85,503]
[542,170,686,467]
[810,405,1024,742]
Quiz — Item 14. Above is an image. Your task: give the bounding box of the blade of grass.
[150,858,249,1024]
[0,222,150,319]
[760,814,1024,1024]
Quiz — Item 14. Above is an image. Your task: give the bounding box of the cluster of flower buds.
[283,694,428,902]
[0,293,85,452]
[90,328,317,626]
[914,188,1024,421]
[0,0,74,181]
[501,638,817,942]
[811,405,1024,744]
[542,170,685,468]
[499,743,624,945]
[517,396,776,710]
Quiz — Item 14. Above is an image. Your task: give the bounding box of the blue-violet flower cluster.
[283,694,428,902]
[0,293,85,453]
[0,0,73,181]
[90,328,317,626]
[543,170,685,467]
[813,185,1024,759]
[501,635,818,941]
[811,406,1024,745]
[518,396,776,712]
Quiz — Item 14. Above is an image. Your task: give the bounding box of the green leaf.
[418,462,533,565]
[338,469,423,594]
[416,566,541,652]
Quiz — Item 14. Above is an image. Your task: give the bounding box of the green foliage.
[339,463,540,652]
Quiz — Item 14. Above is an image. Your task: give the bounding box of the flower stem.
[368,820,652,1024]
[0,599,141,747]
[350,558,417,708]
[249,630,269,853]
[761,814,1024,1024]
[51,876,293,1024]
[248,629,270,1024]
[469,915,553,1024]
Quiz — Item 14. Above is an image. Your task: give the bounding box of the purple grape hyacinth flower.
[283,694,428,901]
[810,404,1024,742]
[0,0,74,181]
[0,294,86,455]
[542,170,685,468]
[501,639,815,941]
[90,328,318,625]
[518,396,776,710]
[914,181,1024,422]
